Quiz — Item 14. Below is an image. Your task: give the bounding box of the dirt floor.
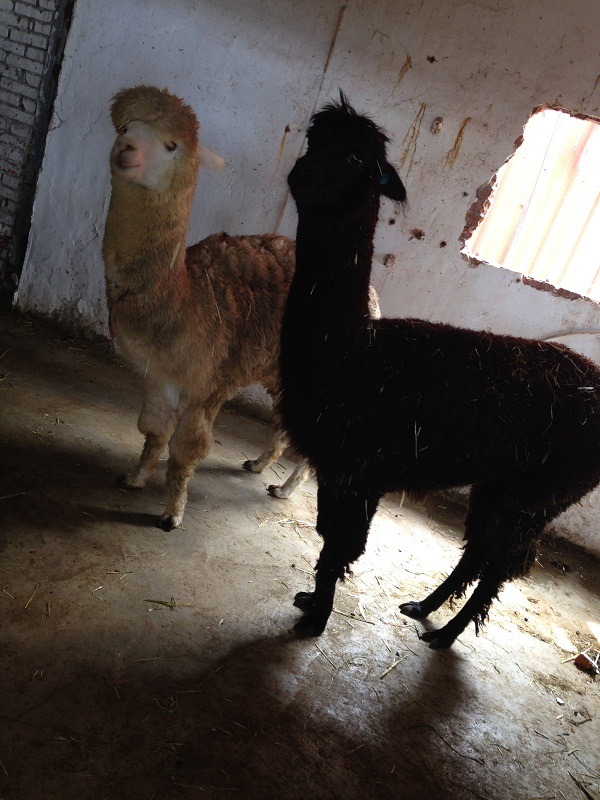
[0,313,599,800]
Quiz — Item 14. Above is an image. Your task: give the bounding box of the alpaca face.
[288,95,406,210]
[108,85,224,193]
[109,119,188,192]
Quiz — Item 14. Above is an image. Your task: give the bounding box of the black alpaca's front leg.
[293,554,343,636]
[293,477,380,636]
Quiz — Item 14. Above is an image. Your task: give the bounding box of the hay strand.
[23,584,38,610]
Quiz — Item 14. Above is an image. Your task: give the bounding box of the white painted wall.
[15,0,600,554]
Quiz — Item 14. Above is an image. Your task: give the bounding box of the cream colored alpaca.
[102,85,302,529]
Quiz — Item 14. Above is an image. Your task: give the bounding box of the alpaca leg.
[293,477,380,636]
[242,427,310,499]
[268,460,311,499]
[242,428,287,473]
[419,508,548,649]
[159,399,221,531]
[400,482,499,620]
[117,382,180,490]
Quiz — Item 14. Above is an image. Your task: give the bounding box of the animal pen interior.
[1,1,600,799]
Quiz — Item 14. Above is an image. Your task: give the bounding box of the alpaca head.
[288,92,406,213]
[108,85,224,193]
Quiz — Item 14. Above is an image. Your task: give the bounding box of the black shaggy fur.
[279,93,600,648]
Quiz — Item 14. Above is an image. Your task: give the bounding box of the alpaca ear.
[198,142,226,170]
[379,164,407,203]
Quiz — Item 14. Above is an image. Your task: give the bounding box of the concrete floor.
[0,314,599,800]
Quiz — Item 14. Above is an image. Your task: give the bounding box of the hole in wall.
[461,105,600,302]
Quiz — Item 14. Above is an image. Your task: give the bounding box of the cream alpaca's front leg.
[117,382,180,490]
[159,400,220,531]
[118,431,170,489]
[160,458,196,530]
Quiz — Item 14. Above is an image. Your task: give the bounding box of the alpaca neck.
[293,199,379,325]
[103,180,194,294]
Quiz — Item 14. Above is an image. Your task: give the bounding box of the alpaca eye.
[118,124,127,134]
[165,141,177,152]
[347,154,362,166]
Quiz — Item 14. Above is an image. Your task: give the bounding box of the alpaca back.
[129,232,296,398]
[188,233,296,387]
[282,302,600,501]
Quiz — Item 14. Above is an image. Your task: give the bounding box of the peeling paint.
[521,275,589,302]
[462,239,598,303]
[531,102,600,124]
[462,252,487,269]
[398,101,426,176]
[444,117,471,167]
[459,177,496,246]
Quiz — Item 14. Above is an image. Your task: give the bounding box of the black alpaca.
[279,93,600,648]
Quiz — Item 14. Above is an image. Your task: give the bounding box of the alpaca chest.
[113,311,197,382]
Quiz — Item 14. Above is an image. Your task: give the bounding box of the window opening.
[462,107,600,302]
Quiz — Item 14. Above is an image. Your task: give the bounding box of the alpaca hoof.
[293,591,315,612]
[116,474,143,491]
[399,601,428,620]
[158,513,181,531]
[242,459,261,474]
[268,484,290,500]
[292,610,328,637]
[420,629,454,649]
[292,593,330,636]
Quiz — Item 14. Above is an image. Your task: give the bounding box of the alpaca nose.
[112,137,142,170]
[117,139,138,154]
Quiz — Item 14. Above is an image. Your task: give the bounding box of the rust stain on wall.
[323,3,347,76]
[394,53,412,91]
[270,124,291,184]
[274,3,347,233]
[398,102,426,177]
[444,117,471,167]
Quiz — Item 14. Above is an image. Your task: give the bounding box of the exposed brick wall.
[0,0,69,307]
